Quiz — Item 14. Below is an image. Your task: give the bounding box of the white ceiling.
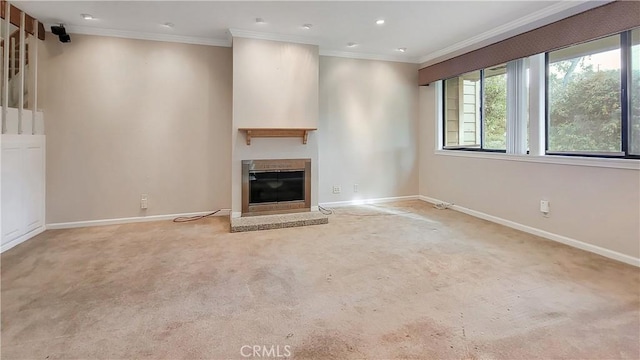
[15,1,609,64]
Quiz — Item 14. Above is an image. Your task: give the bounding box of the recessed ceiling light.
[396,47,407,53]
[162,22,174,28]
[81,14,94,20]
[302,24,312,30]
[347,42,358,48]
[376,19,385,25]
[256,18,265,24]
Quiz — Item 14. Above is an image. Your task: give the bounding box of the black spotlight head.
[51,25,66,36]
[59,33,71,43]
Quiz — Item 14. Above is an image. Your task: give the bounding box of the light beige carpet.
[1,200,638,359]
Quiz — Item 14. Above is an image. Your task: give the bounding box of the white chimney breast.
[232,37,319,128]
[230,37,320,215]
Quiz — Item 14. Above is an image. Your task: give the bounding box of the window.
[547,30,639,158]
[442,61,528,153]
[548,35,622,155]
[484,65,508,149]
[443,70,482,148]
[439,26,639,161]
[443,66,508,151]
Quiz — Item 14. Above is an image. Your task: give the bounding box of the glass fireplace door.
[249,170,305,204]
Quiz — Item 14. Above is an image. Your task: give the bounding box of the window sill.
[434,150,640,170]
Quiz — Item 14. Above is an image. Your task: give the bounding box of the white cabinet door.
[1,135,45,252]
[1,144,23,244]
[24,144,44,233]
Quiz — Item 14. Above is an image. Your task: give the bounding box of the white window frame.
[434,54,640,170]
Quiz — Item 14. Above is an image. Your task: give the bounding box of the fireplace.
[241,159,311,216]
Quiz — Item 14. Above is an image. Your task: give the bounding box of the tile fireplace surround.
[241,159,312,217]
[234,158,327,232]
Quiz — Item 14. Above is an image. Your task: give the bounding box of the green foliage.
[483,74,507,149]
[548,60,622,152]
[449,54,639,153]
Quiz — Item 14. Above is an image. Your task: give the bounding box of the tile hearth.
[230,212,328,233]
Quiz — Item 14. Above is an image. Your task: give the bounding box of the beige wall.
[231,38,319,215]
[40,34,232,223]
[419,86,640,259]
[318,56,419,203]
[38,32,637,263]
[40,34,419,221]
[232,37,318,128]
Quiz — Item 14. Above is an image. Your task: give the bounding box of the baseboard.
[1,226,46,253]
[419,195,640,267]
[46,210,231,230]
[320,195,419,208]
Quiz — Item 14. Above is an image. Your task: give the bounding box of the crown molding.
[228,28,319,46]
[48,24,231,47]
[47,0,599,68]
[230,28,419,63]
[51,24,419,63]
[417,0,611,66]
[319,49,419,64]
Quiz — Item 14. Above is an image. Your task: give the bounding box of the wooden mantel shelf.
[238,128,317,145]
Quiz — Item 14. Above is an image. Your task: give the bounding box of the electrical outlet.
[540,200,549,216]
[332,185,341,194]
[141,194,148,209]
[353,184,359,193]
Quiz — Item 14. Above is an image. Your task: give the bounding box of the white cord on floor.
[318,205,334,215]
[318,204,415,217]
[433,202,454,210]
[173,208,232,222]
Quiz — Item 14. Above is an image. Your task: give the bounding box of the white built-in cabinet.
[1,2,46,253]
[1,134,45,252]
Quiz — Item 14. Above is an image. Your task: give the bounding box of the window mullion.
[529,53,546,156]
[506,59,528,154]
[480,69,485,149]
[621,31,630,156]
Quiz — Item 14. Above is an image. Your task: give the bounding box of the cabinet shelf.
[238,128,316,145]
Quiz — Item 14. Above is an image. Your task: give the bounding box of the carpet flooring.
[1,200,638,359]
